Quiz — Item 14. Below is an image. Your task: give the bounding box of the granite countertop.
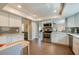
[0,33,24,36]
[0,40,29,51]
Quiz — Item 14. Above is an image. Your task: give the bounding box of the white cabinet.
[74,13,79,27]
[7,34,12,43]
[51,32,69,46]
[0,36,7,44]
[9,14,15,27]
[9,34,24,43]
[0,34,24,44]
[67,16,75,27]
[16,17,22,27]
[73,37,79,55]
[9,14,22,27]
[0,11,9,26]
[0,11,22,27]
[67,13,79,27]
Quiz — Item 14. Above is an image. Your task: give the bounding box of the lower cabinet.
[51,32,69,46]
[73,37,79,55]
[11,34,24,42]
[0,36,7,44]
[68,35,73,50]
[0,44,23,55]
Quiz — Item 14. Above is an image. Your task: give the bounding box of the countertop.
[0,40,29,51]
[0,33,24,36]
[67,33,79,38]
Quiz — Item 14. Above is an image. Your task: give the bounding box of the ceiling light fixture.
[17,5,22,8]
[38,19,42,20]
[33,14,37,17]
[49,15,60,19]
[54,10,57,13]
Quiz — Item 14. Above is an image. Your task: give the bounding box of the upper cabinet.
[0,11,9,26]
[74,13,79,27]
[0,11,22,27]
[9,14,15,27]
[16,16,22,27]
[9,14,22,27]
[67,13,79,27]
[67,16,75,27]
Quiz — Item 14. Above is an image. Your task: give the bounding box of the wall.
[22,18,32,40]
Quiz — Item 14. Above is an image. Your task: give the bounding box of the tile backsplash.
[67,27,79,33]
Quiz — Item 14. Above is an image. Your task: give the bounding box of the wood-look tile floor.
[23,39,74,55]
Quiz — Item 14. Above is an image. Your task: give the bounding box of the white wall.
[32,22,38,40]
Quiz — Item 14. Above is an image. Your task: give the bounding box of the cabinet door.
[73,37,79,55]
[75,13,79,27]
[15,16,22,27]
[9,14,22,27]
[0,11,9,26]
[0,36,7,44]
[7,35,12,43]
[67,16,74,27]
[9,14,15,27]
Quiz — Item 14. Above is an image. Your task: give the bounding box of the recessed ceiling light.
[38,19,42,20]
[17,5,22,8]
[54,10,57,13]
[49,15,59,19]
[33,14,37,17]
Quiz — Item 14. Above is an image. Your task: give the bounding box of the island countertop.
[0,40,30,55]
[0,33,24,36]
[67,33,79,38]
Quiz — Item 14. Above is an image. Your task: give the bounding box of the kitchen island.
[68,33,79,55]
[0,33,24,44]
[0,40,30,55]
[0,33,30,55]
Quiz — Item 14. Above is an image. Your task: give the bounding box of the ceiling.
[1,3,79,21]
[63,3,79,17]
[0,3,7,9]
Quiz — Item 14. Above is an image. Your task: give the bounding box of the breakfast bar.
[0,40,30,55]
